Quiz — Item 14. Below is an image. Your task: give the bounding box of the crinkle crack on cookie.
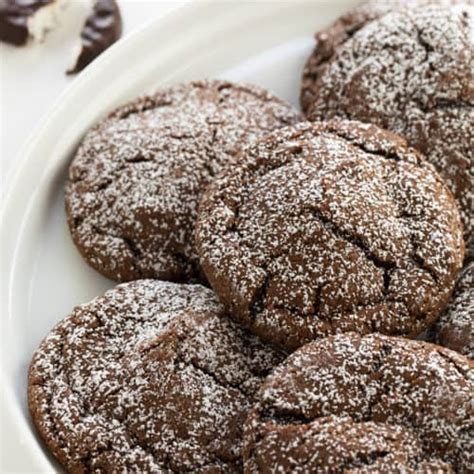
[300,0,472,103]
[243,333,474,473]
[28,280,285,472]
[196,120,464,350]
[65,80,301,283]
[301,3,474,251]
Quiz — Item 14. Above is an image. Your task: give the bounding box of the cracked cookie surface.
[28,280,285,472]
[243,333,474,473]
[65,80,301,282]
[196,120,464,350]
[431,261,473,358]
[301,3,474,251]
[299,0,471,95]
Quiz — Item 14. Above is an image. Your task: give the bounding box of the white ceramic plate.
[1,1,358,471]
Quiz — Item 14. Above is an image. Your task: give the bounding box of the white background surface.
[0,0,180,193]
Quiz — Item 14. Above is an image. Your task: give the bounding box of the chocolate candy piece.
[67,0,122,74]
[0,0,58,46]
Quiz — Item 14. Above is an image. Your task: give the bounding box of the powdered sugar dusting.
[28,280,285,472]
[243,333,474,472]
[300,0,472,98]
[432,261,474,358]
[65,80,301,283]
[301,3,473,248]
[196,120,464,350]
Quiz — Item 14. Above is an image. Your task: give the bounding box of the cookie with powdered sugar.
[432,261,473,358]
[28,280,285,472]
[301,3,473,253]
[243,333,474,472]
[196,120,464,350]
[65,80,301,283]
[300,0,471,100]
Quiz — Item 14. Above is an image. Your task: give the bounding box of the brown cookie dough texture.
[243,333,474,473]
[432,261,473,358]
[196,120,464,350]
[28,280,285,472]
[301,3,474,251]
[65,80,301,283]
[299,0,471,71]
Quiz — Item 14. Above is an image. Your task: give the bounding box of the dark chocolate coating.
[67,0,122,74]
[0,0,53,45]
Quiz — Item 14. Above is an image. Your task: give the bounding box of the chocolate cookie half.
[243,333,474,472]
[65,80,301,282]
[28,280,285,472]
[301,3,474,252]
[196,120,464,350]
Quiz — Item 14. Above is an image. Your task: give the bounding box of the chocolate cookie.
[299,0,471,73]
[243,333,474,472]
[65,80,301,282]
[28,280,285,472]
[196,120,464,350]
[432,262,473,358]
[301,3,474,252]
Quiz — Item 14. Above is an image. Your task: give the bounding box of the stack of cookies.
[29,1,473,472]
